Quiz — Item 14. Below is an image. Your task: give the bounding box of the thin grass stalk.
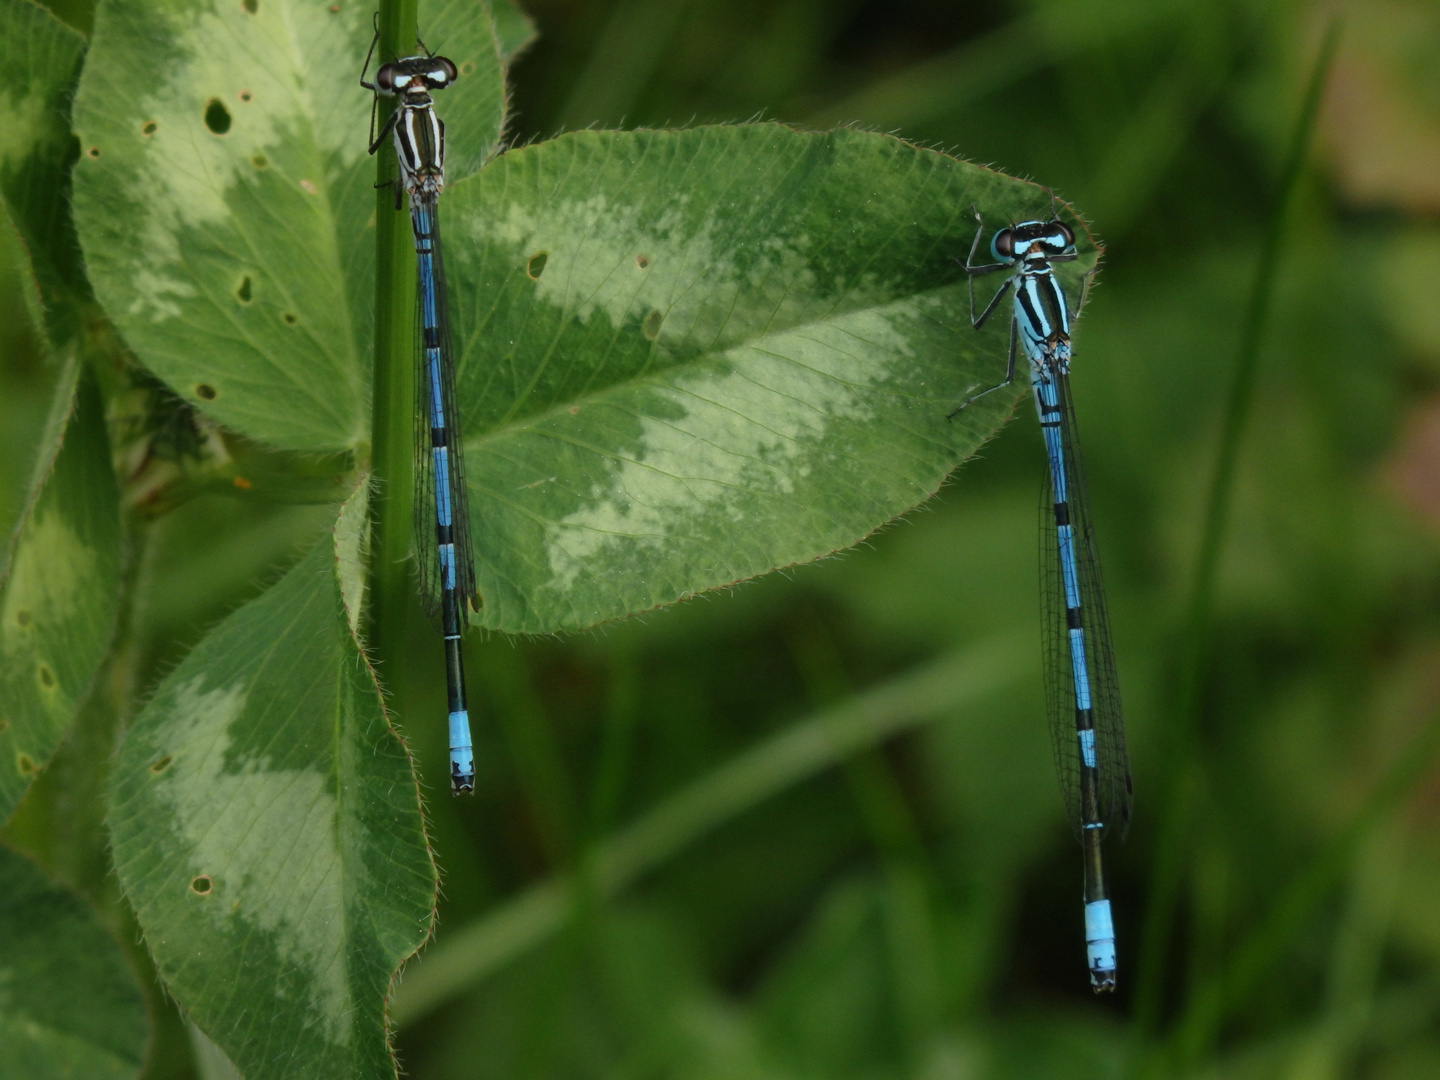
[1130,17,1343,1054]
[365,0,421,728]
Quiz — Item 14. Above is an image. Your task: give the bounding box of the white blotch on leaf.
[0,90,47,171]
[541,303,916,595]
[470,194,835,351]
[154,676,351,1047]
[1,508,97,659]
[113,0,371,321]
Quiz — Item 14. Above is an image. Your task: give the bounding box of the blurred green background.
[8,0,1440,1077]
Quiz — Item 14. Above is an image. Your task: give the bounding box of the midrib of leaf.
[463,279,990,449]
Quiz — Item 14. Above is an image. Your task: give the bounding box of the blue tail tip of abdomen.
[450,711,475,794]
[450,752,475,794]
[1085,899,1117,992]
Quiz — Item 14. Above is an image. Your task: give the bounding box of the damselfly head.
[994,219,1074,262]
[374,54,458,96]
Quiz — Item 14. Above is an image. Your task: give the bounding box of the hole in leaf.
[251,154,268,169]
[195,384,218,401]
[150,755,173,774]
[282,312,297,326]
[203,99,231,135]
[635,255,650,269]
[15,609,31,627]
[242,0,257,12]
[86,146,100,158]
[37,664,55,690]
[236,276,252,303]
[141,121,157,136]
[190,875,213,895]
[17,753,34,775]
[238,89,253,103]
[643,310,663,339]
[526,252,548,280]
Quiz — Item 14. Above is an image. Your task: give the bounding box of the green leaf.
[334,472,372,634]
[70,0,505,452]
[0,200,45,348]
[0,844,147,1080]
[488,0,536,61]
[106,484,434,1080]
[0,0,88,338]
[425,0,510,180]
[441,124,1096,632]
[0,360,122,820]
[0,200,52,541]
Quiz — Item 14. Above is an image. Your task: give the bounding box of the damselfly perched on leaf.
[362,30,478,794]
[951,203,1132,991]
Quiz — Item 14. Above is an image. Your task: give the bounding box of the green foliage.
[489,0,536,61]
[445,124,1083,631]
[0,0,87,336]
[6,0,1440,1079]
[0,845,146,1079]
[108,485,434,1080]
[0,361,121,820]
[4,0,1070,1073]
[70,0,506,451]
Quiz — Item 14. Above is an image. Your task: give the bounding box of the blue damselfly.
[951,204,1132,991]
[363,32,478,794]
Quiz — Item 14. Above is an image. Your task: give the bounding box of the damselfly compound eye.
[992,228,1014,259]
[1053,221,1075,247]
[375,63,396,93]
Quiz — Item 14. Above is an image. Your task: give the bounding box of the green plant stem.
[1130,18,1342,1050]
[390,634,1025,1027]
[366,0,420,717]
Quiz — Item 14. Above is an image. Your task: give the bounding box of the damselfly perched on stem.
[951,203,1132,991]
[362,29,478,794]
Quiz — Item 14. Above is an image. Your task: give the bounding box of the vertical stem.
[1130,19,1342,1055]
[366,0,420,714]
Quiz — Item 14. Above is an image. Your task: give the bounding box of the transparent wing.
[1039,368,1132,843]
[411,198,479,620]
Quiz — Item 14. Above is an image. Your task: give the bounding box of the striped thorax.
[991,219,1076,369]
[368,53,457,200]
